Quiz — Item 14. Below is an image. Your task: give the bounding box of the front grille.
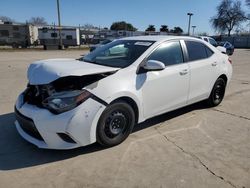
[15,107,44,141]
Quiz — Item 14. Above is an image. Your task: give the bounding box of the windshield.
[81,40,154,68]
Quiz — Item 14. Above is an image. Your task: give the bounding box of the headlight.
[42,90,92,114]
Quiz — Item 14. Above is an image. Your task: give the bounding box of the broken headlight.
[42,90,92,114]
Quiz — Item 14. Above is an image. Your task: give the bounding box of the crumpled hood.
[27,58,120,85]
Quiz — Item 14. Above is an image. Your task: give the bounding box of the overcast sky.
[0,0,249,35]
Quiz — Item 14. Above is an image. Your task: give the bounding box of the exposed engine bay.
[23,72,114,107]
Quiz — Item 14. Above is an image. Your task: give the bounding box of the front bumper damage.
[15,93,106,149]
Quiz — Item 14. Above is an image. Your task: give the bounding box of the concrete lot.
[0,49,249,188]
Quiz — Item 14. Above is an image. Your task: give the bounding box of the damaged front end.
[23,72,113,114]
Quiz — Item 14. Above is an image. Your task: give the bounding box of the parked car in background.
[89,39,113,52]
[197,36,227,55]
[218,41,234,55]
[15,36,232,149]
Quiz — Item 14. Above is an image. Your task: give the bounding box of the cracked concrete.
[212,109,250,121]
[158,130,237,188]
[0,49,250,188]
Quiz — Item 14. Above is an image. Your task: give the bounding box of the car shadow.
[0,102,206,171]
[133,101,206,133]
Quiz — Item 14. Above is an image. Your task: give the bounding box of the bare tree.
[0,16,14,22]
[82,23,99,30]
[28,17,47,26]
[211,0,247,36]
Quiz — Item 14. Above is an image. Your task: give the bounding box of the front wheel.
[207,78,226,107]
[96,101,135,147]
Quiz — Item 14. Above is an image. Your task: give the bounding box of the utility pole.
[56,0,63,49]
[192,25,196,36]
[187,12,193,36]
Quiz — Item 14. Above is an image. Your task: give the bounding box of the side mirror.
[143,60,165,71]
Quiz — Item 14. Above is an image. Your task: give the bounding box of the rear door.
[140,40,190,119]
[184,40,219,104]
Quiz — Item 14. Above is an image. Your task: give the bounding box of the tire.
[12,43,19,49]
[207,78,226,107]
[96,101,135,147]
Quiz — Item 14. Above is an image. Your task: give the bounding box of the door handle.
[212,62,217,66]
[179,69,188,75]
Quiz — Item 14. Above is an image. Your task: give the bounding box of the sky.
[0,0,249,35]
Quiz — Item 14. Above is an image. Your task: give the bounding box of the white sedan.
[15,36,232,149]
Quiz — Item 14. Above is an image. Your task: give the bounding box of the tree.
[110,21,137,31]
[160,25,169,32]
[145,25,156,32]
[210,0,247,36]
[198,32,209,36]
[170,27,183,34]
[82,23,99,30]
[0,16,14,22]
[246,0,250,7]
[28,17,47,26]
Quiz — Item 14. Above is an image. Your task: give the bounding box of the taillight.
[228,57,232,64]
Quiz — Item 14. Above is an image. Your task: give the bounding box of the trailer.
[38,27,80,49]
[0,22,38,48]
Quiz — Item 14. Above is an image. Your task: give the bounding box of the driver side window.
[148,41,184,66]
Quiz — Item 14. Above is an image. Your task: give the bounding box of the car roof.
[120,35,202,42]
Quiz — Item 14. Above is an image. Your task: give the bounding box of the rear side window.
[185,41,208,61]
[205,46,214,57]
[148,41,183,66]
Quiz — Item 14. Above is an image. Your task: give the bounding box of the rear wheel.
[96,101,135,147]
[207,78,226,107]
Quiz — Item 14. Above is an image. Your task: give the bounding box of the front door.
[140,41,190,119]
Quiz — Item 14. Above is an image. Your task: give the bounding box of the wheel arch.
[218,74,228,85]
[110,96,139,124]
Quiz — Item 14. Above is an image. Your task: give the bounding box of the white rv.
[0,22,38,48]
[38,27,80,49]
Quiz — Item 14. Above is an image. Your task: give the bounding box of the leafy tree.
[160,25,169,32]
[0,16,14,22]
[170,27,183,34]
[145,25,156,32]
[110,21,137,31]
[210,0,247,36]
[246,0,250,7]
[28,17,47,26]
